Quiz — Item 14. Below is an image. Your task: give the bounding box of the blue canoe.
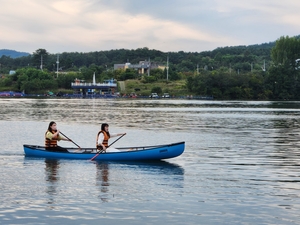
[23,142,185,161]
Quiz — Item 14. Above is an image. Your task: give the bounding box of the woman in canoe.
[96,123,126,152]
[45,121,72,152]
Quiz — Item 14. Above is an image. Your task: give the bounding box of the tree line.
[0,35,300,99]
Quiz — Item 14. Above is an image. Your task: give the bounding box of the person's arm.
[58,135,70,141]
[46,130,69,141]
[46,130,60,139]
[110,133,126,138]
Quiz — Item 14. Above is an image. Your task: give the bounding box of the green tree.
[57,72,83,89]
[120,68,137,81]
[151,86,162,94]
[267,36,300,99]
[150,68,164,80]
[15,68,56,93]
[271,36,300,68]
[32,49,50,70]
[0,76,13,90]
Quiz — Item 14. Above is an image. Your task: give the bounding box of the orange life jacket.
[96,131,109,149]
[45,130,59,147]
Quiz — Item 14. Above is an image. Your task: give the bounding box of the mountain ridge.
[0,49,30,58]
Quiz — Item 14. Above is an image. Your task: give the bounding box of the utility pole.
[262,60,266,72]
[166,54,169,81]
[56,54,59,77]
[40,55,43,71]
[148,57,151,76]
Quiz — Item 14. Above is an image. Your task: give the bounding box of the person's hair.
[101,123,110,137]
[46,121,56,134]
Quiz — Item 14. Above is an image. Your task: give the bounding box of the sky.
[0,0,300,54]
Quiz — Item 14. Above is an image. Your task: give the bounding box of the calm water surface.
[1,98,300,224]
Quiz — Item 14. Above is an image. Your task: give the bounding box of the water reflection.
[94,161,185,202]
[126,161,185,176]
[129,161,185,188]
[44,159,60,205]
[95,162,110,202]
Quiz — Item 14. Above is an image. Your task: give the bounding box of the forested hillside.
[0,42,275,74]
[1,35,300,100]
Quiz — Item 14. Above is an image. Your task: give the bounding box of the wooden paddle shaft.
[59,131,81,148]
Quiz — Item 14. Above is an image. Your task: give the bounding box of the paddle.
[59,131,81,149]
[90,133,126,161]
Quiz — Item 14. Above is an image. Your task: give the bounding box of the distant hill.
[0,49,30,58]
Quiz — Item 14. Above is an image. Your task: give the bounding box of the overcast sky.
[1,0,299,54]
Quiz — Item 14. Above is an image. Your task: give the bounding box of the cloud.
[0,0,299,53]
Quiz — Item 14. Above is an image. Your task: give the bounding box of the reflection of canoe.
[96,161,185,189]
[100,160,185,175]
[23,142,185,161]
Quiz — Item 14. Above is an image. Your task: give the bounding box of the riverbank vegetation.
[0,35,300,99]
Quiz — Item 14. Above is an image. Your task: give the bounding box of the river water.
[0,98,300,224]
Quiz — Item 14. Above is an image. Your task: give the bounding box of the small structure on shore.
[71,73,117,97]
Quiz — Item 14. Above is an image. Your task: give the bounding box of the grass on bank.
[120,79,189,97]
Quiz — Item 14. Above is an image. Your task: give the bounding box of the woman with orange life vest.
[45,121,72,152]
[96,123,126,152]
